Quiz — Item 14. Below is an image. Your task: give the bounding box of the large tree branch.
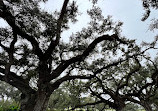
[4,30,17,81]
[89,86,116,109]
[0,67,33,94]
[50,75,93,91]
[43,0,69,60]
[49,54,137,92]
[93,58,127,76]
[10,30,17,53]
[50,34,126,80]
[49,57,131,92]
[0,42,9,52]
[89,75,145,109]
[0,0,43,59]
[49,57,132,91]
[124,95,140,104]
[71,101,103,110]
[94,76,116,100]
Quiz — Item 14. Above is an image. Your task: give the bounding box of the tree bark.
[114,100,125,111]
[115,107,124,111]
[143,105,153,111]
[141,102,153,111]
[20,91,51,111]
[33,91,50,111]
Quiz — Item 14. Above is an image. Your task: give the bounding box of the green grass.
[0,100,20,111]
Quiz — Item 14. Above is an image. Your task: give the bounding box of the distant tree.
[71,52,158,111]
[48,88,71,110]
[0,81,20,101]
[48,80,85,110]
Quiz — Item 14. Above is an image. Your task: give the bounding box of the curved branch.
[93,58,126,76]
[50,34,126,80]
[4,30,17,81]
[0,67,33,93]
[0,0,43,59]
[43,0,69,60]
[0,42,9,52]
[71,101,103,110]
[50,75,93,91]
[94,76,116,100]
[89,86,116,108]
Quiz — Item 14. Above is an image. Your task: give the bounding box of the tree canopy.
[0,0,158,111]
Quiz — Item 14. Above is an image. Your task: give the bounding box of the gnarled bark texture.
[141,102,153,111]
[20,91,51,111]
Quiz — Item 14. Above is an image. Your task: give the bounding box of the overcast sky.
[0,0,157,45]
[39,0,158,44]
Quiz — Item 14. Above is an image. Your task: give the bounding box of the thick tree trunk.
[20,61,53,111]
[141,102,153,111]
[115,107,124,111]
[114,99,125,111]
[143,105,153,111]
[20,91,51,111]
[33,92,50,111]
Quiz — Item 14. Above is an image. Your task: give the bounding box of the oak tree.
[0,0,157,111]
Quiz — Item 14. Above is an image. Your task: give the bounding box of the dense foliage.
[0,0,157,111]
